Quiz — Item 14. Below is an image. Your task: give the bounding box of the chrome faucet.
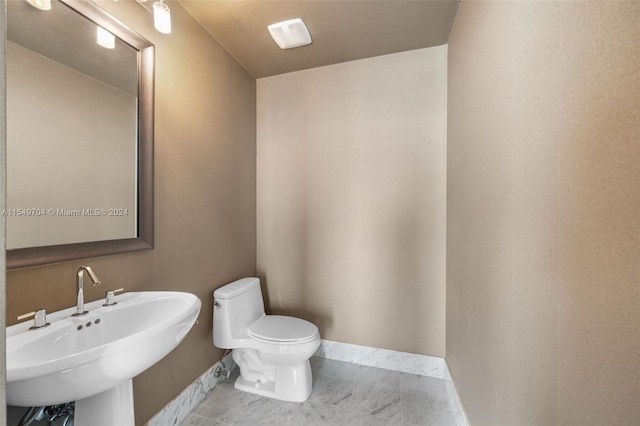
[73,265,102,316]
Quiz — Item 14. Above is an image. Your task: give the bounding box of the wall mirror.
[6,0,154,270]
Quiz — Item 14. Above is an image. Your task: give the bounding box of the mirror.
[6,0,154,269]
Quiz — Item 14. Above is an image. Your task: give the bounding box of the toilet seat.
[248,315,319,344]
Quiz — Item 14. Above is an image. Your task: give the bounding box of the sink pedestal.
[75,380,135,426]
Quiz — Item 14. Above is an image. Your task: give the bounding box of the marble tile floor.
[179,356,457,426]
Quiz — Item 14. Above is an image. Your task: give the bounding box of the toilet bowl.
[213,277,320,402]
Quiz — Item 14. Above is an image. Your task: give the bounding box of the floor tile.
[310,356,360,381]
[288,400,348,425]
[192,383,262,424]
[346,410,399,426]
[401,389,456,426]
[234,398,347,426]
[399,372,448,395]
[234,397,298,425]
[308,372,355,408]
[356,364,403,388]
[350,382,402,421]
[178,414,228,426]
[185,358,460,426]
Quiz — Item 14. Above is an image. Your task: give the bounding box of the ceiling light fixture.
[136,0,172,34]
[152,1,171,34]
[26,0,51,11]
[268,18,312,50]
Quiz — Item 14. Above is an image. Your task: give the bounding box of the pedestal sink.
[7,291,201,426]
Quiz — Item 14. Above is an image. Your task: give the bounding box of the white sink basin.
[7,291,201,408]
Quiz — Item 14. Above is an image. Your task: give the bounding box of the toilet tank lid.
[214,277,260,299]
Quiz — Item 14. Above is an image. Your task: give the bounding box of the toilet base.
[234,360,313,402]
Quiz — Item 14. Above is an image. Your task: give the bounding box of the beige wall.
[447,1,639,425]
[257,46,447,357]
[5,0,256,424]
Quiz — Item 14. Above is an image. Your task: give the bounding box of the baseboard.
[145,353,234,426]
[147,341,469,426]
[315,339,446,378]
[444,360,470,426]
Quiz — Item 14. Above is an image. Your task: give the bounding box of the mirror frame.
[7,0,154,270]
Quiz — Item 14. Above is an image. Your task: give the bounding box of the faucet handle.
[18,309,51,329]
[103,288,124,306]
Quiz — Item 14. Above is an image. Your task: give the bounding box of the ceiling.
[178,0,460,79]
[7,0,138,95]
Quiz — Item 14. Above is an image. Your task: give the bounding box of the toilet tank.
[213,277,265,348]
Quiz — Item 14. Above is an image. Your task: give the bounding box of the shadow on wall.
[259,275,333,334]
[257,143,444,354]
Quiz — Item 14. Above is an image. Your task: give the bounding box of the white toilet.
[213,277,321,402]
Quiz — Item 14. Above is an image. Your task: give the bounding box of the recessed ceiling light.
[268,18,312,50]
